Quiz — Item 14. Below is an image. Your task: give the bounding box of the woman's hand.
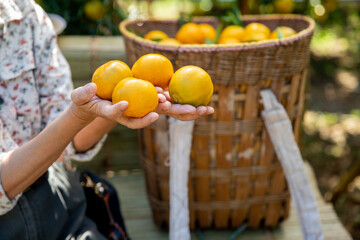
[155,88,214,121]
[70,83,162,129]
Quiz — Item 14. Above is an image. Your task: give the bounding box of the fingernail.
[85,83,96,92]
[150,113,159,121]
[119,101,128,110]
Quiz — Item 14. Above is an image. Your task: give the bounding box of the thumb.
[71,83,97,106]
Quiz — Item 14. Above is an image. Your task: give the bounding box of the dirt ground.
[302,56,360,239]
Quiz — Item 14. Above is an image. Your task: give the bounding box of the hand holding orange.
[92,53,214,120]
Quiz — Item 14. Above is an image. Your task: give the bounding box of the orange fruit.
[84,0,107,21]
[112,77,159,118]
[131,53,174,89]
[176,22,206,44]
[273,0,295,13]
[144,30,168,41]
[198,23,217,42]
[92,60,133,100]
[218,37,241,44]
[242,22,271,42]
[159,38,181,45]
[169,66,213,107]
[219,25,244,42]
[269,26,296,39]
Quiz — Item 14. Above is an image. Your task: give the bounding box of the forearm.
[0,104,92,199]
[72,117,117,153]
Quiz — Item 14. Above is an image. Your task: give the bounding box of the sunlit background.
[36,0,360,237]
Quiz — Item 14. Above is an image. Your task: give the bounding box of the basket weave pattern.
[120,15,315,229]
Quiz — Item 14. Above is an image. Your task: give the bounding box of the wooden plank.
[232,84,260,227]
[193,116,212,228]
[294,70,308,142]
[215,86,234,228]
[247,130,275,227]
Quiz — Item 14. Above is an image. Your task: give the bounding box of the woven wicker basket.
[120,14,315,229]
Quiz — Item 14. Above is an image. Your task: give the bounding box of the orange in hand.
[112,77,159,118]
[169,66,213,107]
[92,60,133,100]
[131,53,174,89]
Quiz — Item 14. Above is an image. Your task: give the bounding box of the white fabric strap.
[168,117,194,240]
[260,89,324,240]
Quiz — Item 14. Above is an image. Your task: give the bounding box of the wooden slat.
[294,70,308,142]
[247,130,275,227]
[232,84,260,227]
[193,116,212,227]
[154,116,170,225]
[215,86,234,228]
[143,127,162,226]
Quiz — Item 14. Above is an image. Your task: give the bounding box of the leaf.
[217,15,232,26]
[224,6,243,27]
[276,27,284,39]
[214,23,223,44]
[152,38,163,42]
[179,12,193,26]
[205,38,213,44]
[128,28,144,38]
[232,6,244,27]
[179,14,187,26]
[227,11,239,26]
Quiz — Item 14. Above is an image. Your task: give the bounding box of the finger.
[156,101,171,114]
[168,104,196,115]
[127,112,159,129]
[155,87,163,93]
[71,83,97,106]
[196,106,207,115]
[162,91,171,101]
[158,93,167,103]
[100,101,128,118]
[207,106,215,114]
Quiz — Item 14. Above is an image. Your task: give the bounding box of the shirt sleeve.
[0,120,22,216]
[31,4,106,162]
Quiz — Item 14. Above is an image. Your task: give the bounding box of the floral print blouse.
[0,0,105,215]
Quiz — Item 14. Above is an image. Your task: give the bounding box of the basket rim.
[119,14,316,52]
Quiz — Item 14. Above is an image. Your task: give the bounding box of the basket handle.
[260,89,324,240]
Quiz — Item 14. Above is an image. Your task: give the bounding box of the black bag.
[80,170,130,240]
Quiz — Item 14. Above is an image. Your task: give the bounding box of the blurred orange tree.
[36,0,126,35]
